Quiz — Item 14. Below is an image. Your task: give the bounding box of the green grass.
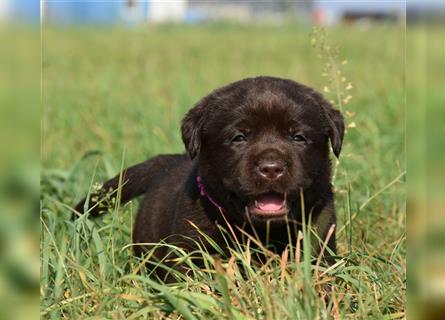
[41,23,407,319]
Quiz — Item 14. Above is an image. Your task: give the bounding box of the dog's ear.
[321,101,345,158]
[181,100,208,159]
[324,104,345,158]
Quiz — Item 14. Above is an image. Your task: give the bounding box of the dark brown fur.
[75,76,344,267]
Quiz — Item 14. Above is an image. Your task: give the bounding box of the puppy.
[75,76,344,266]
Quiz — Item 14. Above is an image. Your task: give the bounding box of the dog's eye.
[292,134,307,143]
[232,134,247,143]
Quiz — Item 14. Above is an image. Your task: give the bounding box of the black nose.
[257,161,285,180]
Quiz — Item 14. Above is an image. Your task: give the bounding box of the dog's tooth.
[255,200,259,208]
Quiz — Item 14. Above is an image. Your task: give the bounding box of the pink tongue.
[257,194,284,211]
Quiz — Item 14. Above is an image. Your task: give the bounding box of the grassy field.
[41,23,406,319]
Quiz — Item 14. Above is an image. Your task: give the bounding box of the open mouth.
[248,192,289,218]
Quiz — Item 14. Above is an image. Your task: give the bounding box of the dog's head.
[181,76,344,224]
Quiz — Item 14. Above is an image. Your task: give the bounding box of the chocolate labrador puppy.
[75,76,344,266]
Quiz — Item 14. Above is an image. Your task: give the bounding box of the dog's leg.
[311,203,337,265]
[73,154,182,218]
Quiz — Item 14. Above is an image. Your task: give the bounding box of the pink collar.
[196,175,224,212]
